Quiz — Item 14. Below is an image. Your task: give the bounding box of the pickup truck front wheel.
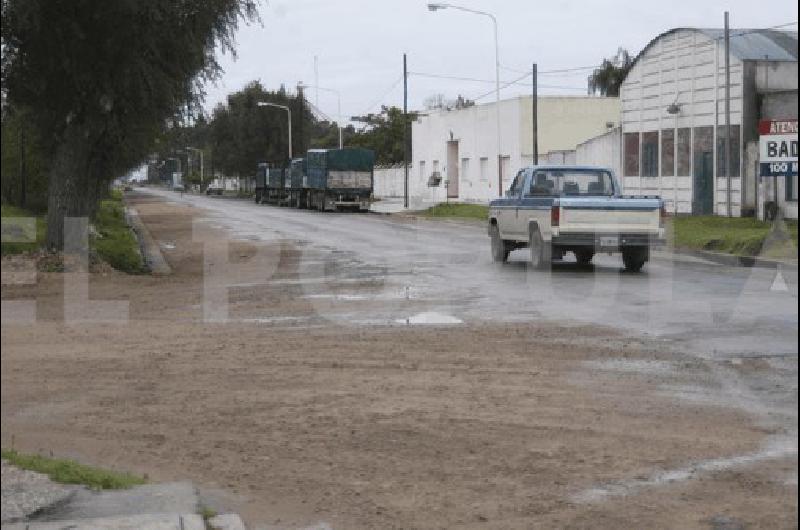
[529,228,552,270]
[622,247,648,272]
[489,225,510,263]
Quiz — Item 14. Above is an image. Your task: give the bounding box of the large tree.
[1,0,257,248]
[588,48,634,97]
[350,106,417,165]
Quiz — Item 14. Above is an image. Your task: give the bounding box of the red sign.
[758,119,798,135]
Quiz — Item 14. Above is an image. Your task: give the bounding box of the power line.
[356,74,404,117]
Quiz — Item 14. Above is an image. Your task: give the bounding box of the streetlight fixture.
[298,82,343,149]
[257,101,293,159]
[427,2,503,196]
[185,146,204,186]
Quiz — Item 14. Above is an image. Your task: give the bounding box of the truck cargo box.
[306,148,375,191]
[267,167,286,189]
[290,158,306,190]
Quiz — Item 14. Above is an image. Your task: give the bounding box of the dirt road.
[1,191,797,528]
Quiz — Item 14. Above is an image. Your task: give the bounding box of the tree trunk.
[45,133,92,250]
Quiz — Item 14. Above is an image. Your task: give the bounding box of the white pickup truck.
[488,166,666,272]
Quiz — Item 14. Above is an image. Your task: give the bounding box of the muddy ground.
[1,192,797,529]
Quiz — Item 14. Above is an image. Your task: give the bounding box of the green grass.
[92,190,147,273]
[421,203,489,220]
[1,449,146,490]
[1,204,46,255]
[672,216,798,258]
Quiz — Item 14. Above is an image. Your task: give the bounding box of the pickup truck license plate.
[599,236,619,248]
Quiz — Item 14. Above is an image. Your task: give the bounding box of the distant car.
[123,184,133,192]
[172,184,185,192]
[205,186,223,196]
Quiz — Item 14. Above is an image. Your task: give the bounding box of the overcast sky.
[204,0,798,121]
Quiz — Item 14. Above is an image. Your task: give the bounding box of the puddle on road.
[396,312,464,325]
[583,359,677,376]
[572,435,798,504]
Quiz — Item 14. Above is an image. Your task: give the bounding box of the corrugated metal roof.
[628,28,798,78]
[698,28,798,61]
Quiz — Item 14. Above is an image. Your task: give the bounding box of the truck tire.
[529,227,552,270]
[575,249,594,265]
[489,225,510,263]
[622,247,648,272]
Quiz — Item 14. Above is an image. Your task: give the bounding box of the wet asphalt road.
[146,189,798,359]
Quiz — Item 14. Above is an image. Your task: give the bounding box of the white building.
[409,96,621,204]
[616,27,797,218]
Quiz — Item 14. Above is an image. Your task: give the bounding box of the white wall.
[575,127,622,181]
[412,96,621,204]
[373,165,406,198]
[621,29,746,215]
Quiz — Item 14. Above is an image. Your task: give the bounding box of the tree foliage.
[349,106,417,165]
[588,48,634,97]
[1,0,258,248]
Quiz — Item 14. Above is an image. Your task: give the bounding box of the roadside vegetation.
[1,449,145,490]
[672,216,798,258]
[1,204,46,255]
[92,190,147,273]
[2,190,146,273]
[422,203,489,220]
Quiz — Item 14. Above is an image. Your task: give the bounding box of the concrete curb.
[124,206,172,276]
[674,247,798,270]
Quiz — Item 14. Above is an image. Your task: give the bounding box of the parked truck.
[488,166,666,272]
[305,148,374,211]
[288,157,307,208]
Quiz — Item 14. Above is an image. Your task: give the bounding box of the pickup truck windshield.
[528,169,614,197]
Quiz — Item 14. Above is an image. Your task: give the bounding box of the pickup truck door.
[516,171,554,240]
[497,170,525,238]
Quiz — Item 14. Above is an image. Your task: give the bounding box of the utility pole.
[296,83,305,161]
[724,11,732,217]
[532,63,538,165]
[403,53,409,209]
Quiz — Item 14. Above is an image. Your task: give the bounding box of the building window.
[788,174,798,202]
[716,125,741,178]
[624,132,640,176]
[461,158,470,181]
[677,128,692,176]
[419,160,426,179]
[432,160,439,175]
[641,131,659,177]
[479,157,489,181]
[661,129,675,177]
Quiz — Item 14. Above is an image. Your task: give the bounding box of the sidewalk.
[1,459,244,530]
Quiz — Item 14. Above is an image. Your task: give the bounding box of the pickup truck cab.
[488,165,665,272]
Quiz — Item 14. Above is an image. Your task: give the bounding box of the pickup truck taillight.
[551,205,560,227]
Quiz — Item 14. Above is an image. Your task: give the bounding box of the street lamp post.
[428,2,502,196]
[299,82,343,149]
[186,146,204,187]
[257,101,293,160]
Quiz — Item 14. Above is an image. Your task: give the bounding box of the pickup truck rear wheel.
[489,225,510,263]
[622,247,648,272]
[529,228,552,270]
[575,249,594,265]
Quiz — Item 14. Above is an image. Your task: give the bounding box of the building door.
[693,151,714,215]
[447,141,459,198]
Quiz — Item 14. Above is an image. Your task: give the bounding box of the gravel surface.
[1,459,77,523]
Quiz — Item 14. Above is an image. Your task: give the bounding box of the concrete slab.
[1,513,205,530]
[208,513,247,530]
[33,482,198,521]
[1,460,78,524]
